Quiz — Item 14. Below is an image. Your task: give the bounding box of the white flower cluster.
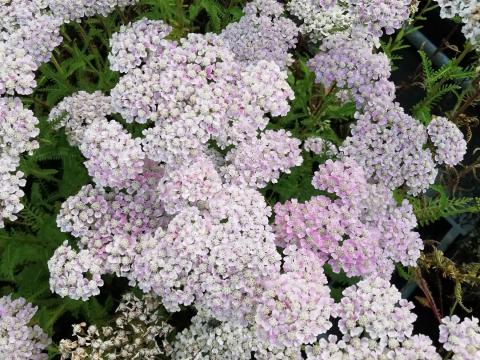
[287,0,352,43]
[287,0,411,43]
[47,0,139,22]
[108,18,173,73]
[59,293,174,359]
[436,0,480,47]
[305,278,442,359]
[0,0,143,227]
[48,240,105,301]
[80,119,145,188]
[0,97,39,227]
[0,295,51,359]
[48,91,113,146]
[427,116,468,166]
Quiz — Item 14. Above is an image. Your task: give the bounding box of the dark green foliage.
[409,186,480,226]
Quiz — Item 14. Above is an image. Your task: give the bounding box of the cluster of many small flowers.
[80,119,145,189]
[427,116,468,166]
[108,18,173,73]
[221,130,303,188]
[0,295,51,359]
[305,278,442,359]
[303,136,338,157]
[0,0,62,95]
[274,159,423,278]
[109,29,293,144]
[172,310,303,359]
[50,4,305,335]
[307,25,466,194]
[219,0,299,68]
[341,103,439,195]
[0,97,39,227]
[439,315,480,360]
[436,0,480,47]
[307,31,394,108]
[287,0,411,43]
[287,0,352,43]
[59,293,174,360]
[47,0,139,22]
[48,91,113,146]
[50,170,167,300]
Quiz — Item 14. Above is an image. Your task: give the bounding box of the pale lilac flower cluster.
[48,91,113,146]
[221,130,303,188]
[219,0,299,68]
[255,245,335,348]
[275,159,423,278]
[79,119,145,188]
[52,168,167,299]
[0,295,51,359]
[306,334,441,359]
[307,32,394,108]
[48,241,105,301]
[0,0,62,95]
[436,0,480,47]
[347,0,411,37]
[439,316,480,359]
[133,192,281,323]
[341,103,439,195]
[427,116,467,166]
[303,137,338,157]
[0,97,39,227]
[173,311,302,360]
[60,293,173,359]
[287,0,411,43]
[47,0,139,22]
[108,18,172,73]
[158,155,223,214]
[286,0,352,43]
[110,32,293,153]
[305,278,441,359]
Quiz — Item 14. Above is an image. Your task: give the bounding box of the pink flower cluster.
[275,159,423,278]
[439,316,480,359]
[427,116,467,166]
[305,278,441,359]
[0,97,39,227]
[0,295,51,359]
[108,18,172,73]
[220,0,299,68]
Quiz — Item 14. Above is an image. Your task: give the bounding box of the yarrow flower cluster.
[305,278,441,359]
[79,119,145,188]
[59,293,174,359]
[48,91,113,146]
[287,0,411,43]
[439,315,480,360]
[307,32,394,108]
[0,295,51,359]
[436,0,480,47]
[220,0,299,68]
[303,137,338,157]
[47,0,139,22]
[108,18,173,73]
[221,130,303,188]
[287,0,352,43]
[427,116,467,166]
[275,159,423,278]
[341,103,439,195]
[0,97,39,227]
